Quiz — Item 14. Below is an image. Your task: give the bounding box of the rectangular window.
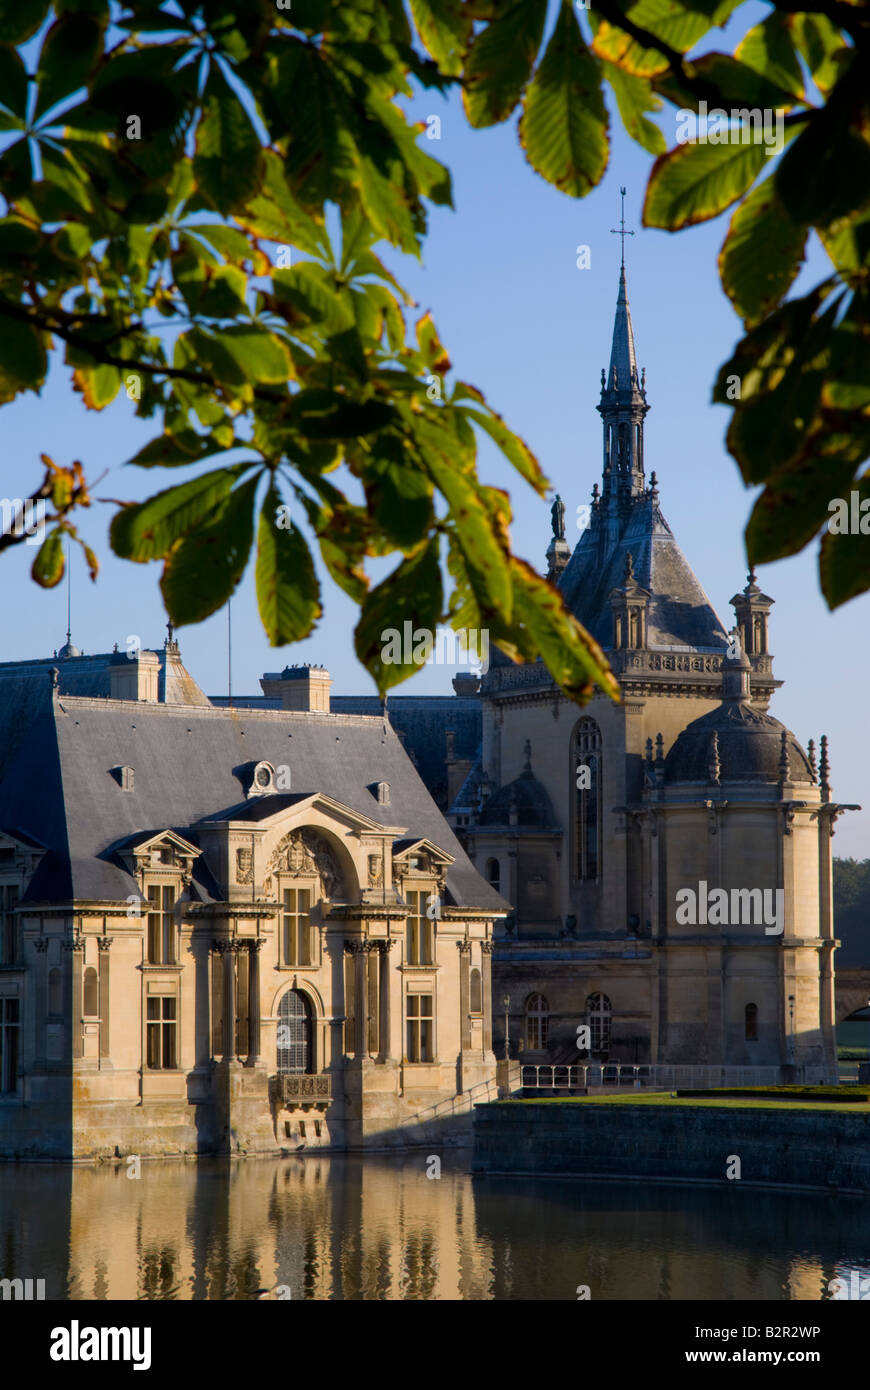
[0,996,20,1092]
[146,885,176,965]
[406,891,433,967]
[282,888,312,967]
[0,885,19,965]
[146,995,177,1070]
[406,993,433,1063]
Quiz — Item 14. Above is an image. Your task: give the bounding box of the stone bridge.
[835,968,870,1023]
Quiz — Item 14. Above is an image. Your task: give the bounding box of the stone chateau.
[0,259,854,1161]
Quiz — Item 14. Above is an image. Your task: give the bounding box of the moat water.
[1,1155,868,1300]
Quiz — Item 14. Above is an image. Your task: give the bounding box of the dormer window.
[249,761,275,796]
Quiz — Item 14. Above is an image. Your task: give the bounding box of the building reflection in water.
[2,1158,870,1300]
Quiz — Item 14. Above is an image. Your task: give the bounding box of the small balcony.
[269,1073,332,1111]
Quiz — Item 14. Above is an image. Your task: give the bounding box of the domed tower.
[639,643,848,1080]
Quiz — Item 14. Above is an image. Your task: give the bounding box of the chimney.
[109,650,160,702]
[271,664,332,712]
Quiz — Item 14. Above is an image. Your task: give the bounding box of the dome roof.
[664,700,813,785]
[480,770,558,828]
[58,639,81,658]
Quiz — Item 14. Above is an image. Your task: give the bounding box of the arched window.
[586,993,612,1056]
[745,1002,758,1042]
[470,968,482,1014]
[83,966,98,1017]
[486,858,500,894]
[574,719,602,882]
[526,994,549,1051]
[48,968,62,1016]
[277,989,313,1074]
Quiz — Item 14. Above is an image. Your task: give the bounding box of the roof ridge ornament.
[610,185,635,268]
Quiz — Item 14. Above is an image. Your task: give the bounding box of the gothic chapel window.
[574,719,602,882]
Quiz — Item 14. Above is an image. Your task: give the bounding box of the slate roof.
[210,693,482,812]
[0,689,504,913]
[559,495,729,652]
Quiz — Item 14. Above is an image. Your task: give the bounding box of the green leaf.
[788,12,847,99]
[72,362,121,410]
[272,263,355,333]
[644,136,773,231]
[127,430,232,469]
[160,475,259,625]
[591,0,741,79]
[519,1,609,198]
[601,62,665,156]
[775,116,870,227]
[111,464,256,561]
[498,556,620,703]
[409,0,472,77]
[0,0,49,44]
[819,208,870,283]
[255,484,321,644]
[745,452,858,565]
[31,527,65,588]
[819,477,870,609]
[354,538,444,694]
[735,12,803,101]
[0,45,29,118]
[463,0,548,128]
[194,66,263,214]
[34,12,106,121]
[363,443,434,549]
[457,404,548,494]
[0,138,34,199]
[689,52,801,108]
[234,151,326,258]
[292,390,395,438]
[718,176,807,326]
[0,315,47,402]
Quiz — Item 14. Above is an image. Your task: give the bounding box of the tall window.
[277,989,313,1074]
[83,967,98,1017]
[745,1002,758,1042]
[526,994,549,1051]
[486,859,500,894]
[0,885,19,964]
[574,719,602,882]
[0,997,19,1092]
[282,888,312,967]
[470,968,483,1014]
[146,996,177,1069]
[406,994,434,1062]
[586,993,612,1057]
[406,890,433,966]
[147,885,176,965]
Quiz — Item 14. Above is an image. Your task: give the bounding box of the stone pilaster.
[481,940,494,1054]
[457,940,472,1052]
[248,938,264,1065]
[376,940,396,1063]
[62,928,85,1061]
[33,937,49,1069]
[98,936,113,1060]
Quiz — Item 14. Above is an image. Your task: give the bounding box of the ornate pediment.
[264,828,346,902]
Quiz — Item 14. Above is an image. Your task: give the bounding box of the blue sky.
[3,5,868,855]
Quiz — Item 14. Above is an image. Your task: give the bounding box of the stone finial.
[779,728,790,784]
[624,551,635,582]
[645,737,653,764]
[707,730,720,785]
[592,482,600,505]
[49,666,59,691]
[600,368,606,390]
[641,367,646,391]
[807,738,817,783]
[655,732,664,764]
[819,735,831,803]
[523,738,532,773]
[649,470,659,503]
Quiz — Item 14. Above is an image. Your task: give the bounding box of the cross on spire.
[610,186,634,267]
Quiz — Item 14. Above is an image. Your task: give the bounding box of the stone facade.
[0,660,503,1159]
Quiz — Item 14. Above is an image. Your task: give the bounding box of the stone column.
[248,938,263,1065]
[33,937,49,1069]
[376,940,395,1063]
[481,940,494,1054]
[98,935,113,1060]
[457,940,471,1052]
[354,943,367,1057]
[220,940,237,1063]
[62,927,85,1061]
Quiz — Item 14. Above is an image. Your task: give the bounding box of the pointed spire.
[606,264,640,396]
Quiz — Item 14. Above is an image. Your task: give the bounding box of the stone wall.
[472,1100,870,1192]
